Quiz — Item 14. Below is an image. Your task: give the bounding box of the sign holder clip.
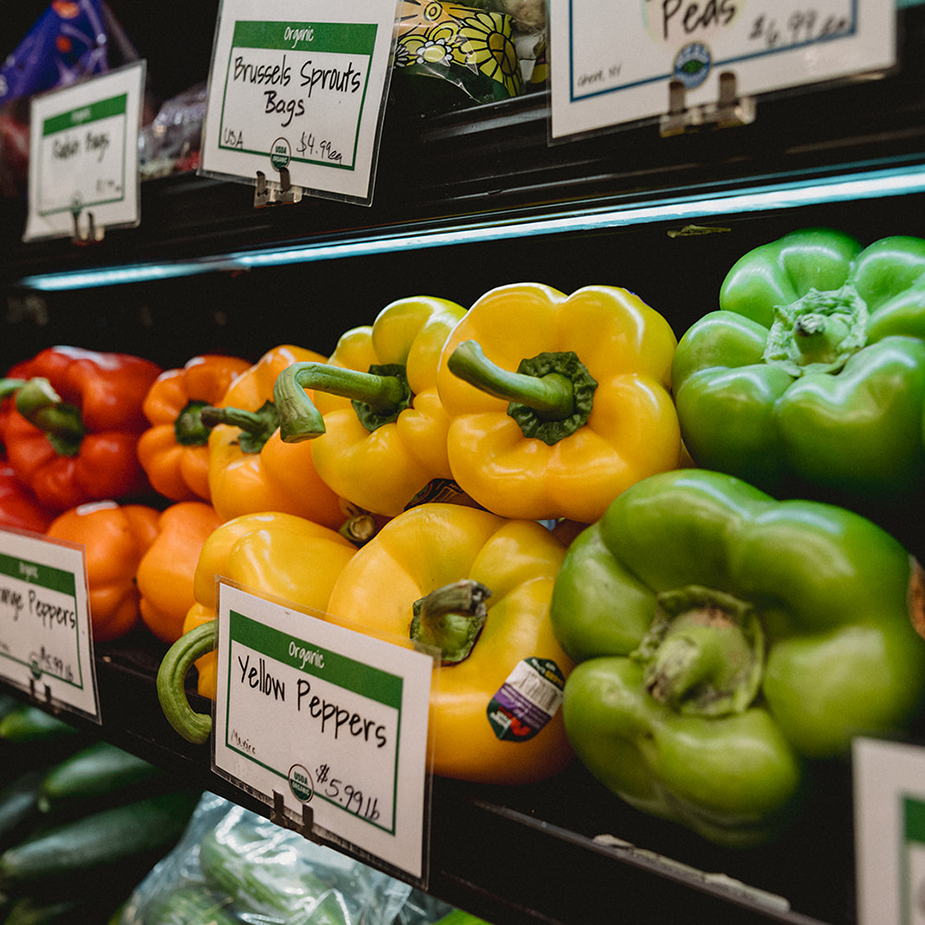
[271,789,319,842]
[660,71,755,137]
[71,199,105,246]
[254,168,303,208]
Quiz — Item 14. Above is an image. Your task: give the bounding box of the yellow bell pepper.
[201,346,351,533]
[174,511,358,704]
[435,283,682,524]
[324,502,575,785]
[274,296,467,517]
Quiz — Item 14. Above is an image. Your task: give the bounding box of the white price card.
[855,737,925,925]
[0,529,98,721]
[549,0,895,140]
[200,0,399,204]
[24,61,146,241]
[212,583,434,881]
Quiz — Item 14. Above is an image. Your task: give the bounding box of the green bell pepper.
[672,228,925,498]
[549,468,925,846]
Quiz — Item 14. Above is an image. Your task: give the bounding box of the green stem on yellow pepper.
[274,361,412,440]
[199,401,279,454]
[447,340,597,446]
[8,378,85,457]
[410,578,491,664]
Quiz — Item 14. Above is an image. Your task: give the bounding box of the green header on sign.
[42,93,128,137]
[229,610,403,709]
[0,552,76,597]
[232,20,377,55]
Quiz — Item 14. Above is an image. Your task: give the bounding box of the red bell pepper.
[0,463,54,533]
[0,347,163,511]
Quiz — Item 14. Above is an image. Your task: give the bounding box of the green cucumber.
[0,707,79,743]
[0,770,46,850]
[37,740,165,814]
[146,885,238,925]
[432,910,497,925]
[0,789,201,893]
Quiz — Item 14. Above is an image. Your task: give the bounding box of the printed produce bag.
[117,793,449,925]
[0,0,144,197]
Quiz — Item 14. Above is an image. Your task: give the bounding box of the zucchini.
[0,770,45,850]
[0,706,80,744]
[37,740,165,814]
[0,789,201,894]
[198,812,347,924]
[145,885,238,925]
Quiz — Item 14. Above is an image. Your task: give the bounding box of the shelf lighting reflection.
[18,162,925,292]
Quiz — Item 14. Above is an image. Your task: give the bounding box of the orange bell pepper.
[137,355,251,503]
[136,501,224,644]
[203,346,346,529]
[45,500,160,642]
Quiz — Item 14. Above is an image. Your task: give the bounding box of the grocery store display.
[434,283,682,523]
[275,296,468,517]
[137,355,251,504]
[549,467,925,845]
[673,228,925,499]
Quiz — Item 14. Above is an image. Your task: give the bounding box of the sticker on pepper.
[487,657,565,742]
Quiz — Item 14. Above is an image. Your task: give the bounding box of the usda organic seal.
[288,764,314,803]
[673,42,712,89]
[270,137,291,172]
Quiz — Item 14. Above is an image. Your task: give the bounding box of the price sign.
[855,737,925,925]
[200,0,400,204]
[24,61,146,241]
[549,0,895,139]
[212,583,434,881]
[0,529,98,721]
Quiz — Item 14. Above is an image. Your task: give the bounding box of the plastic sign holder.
[549,0,896,142]
[24,61,146,243]
[0,527,99,724]
[210,581,436,886]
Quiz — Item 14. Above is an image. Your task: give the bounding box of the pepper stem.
[275,361,412,441]
[447,341,598,446]
[156,620,216,745]
[174,400,212,447]
[199,401,279,454]
[632,586,764,717]
[410,579,491,664]
[12,378,85,457]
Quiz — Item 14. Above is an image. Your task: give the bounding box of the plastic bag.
[117,793,450,925]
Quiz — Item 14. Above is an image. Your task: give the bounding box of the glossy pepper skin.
[0,463,54,533]
[136,501,224,644]
[435,283,682,524]
[137,354,251,502]
[46,500,160,643]
[672,229,925,498]
[170,511,358,710]
[1,347,162,511]
[325,502,575,785]
[274,296,467,517]
[549,468,925,846]
[205,346,345,528]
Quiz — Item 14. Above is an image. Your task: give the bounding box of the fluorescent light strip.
[20,163,925,292]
